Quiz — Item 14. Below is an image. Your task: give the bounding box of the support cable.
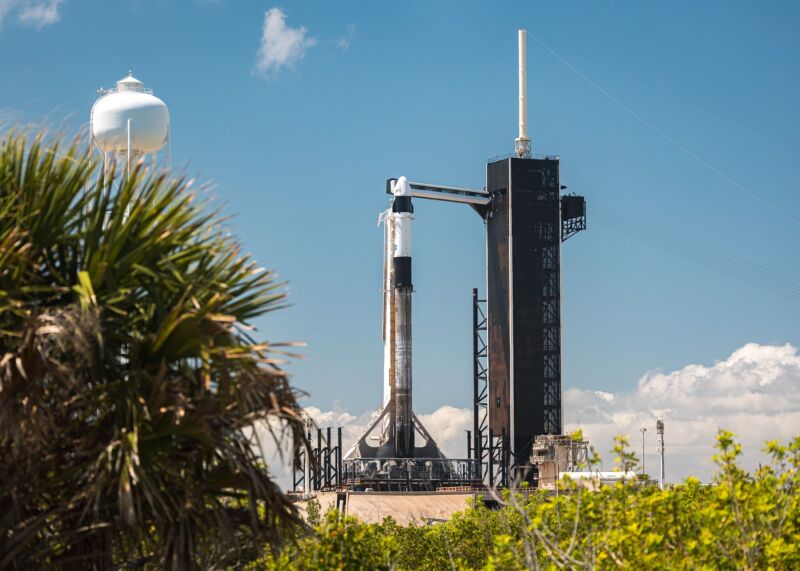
[422,43,514,179]
[302,235,382,340]
[531,34,800,151]
[526,30,800,227]
[591,201,800,303]
[593,206,800,296]
[271,43,512,257]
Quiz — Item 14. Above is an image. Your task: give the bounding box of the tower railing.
[99,86,154,96]
[487,152,560,163]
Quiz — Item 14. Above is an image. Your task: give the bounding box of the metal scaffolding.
[293,426,343,492]
[469,289,512,488]
[472,288,488,480]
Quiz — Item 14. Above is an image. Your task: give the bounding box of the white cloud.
[565,342,800,482]
[253,7,316,79]
[258,343,800,489]
[418,405,472,458]
[0,0,63,29]
[0,1,13,24]
[18,0,61,28]
[334,22,356,51]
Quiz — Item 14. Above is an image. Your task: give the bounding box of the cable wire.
[302,235,382,340]
[532,34,800,151]
[526,30,800,227]
[590,200,800,303]
[271,42,512,257]
[422,43,513,179]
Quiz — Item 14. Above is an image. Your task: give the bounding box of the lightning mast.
[515,29,531,158]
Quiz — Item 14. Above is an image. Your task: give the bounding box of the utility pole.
[640,427,647,476]
[657,420,665,489]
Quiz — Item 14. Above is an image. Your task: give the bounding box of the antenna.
[515,29,531,158]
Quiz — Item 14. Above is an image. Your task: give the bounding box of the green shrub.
[252,432,800,570]
[248,511,397,570]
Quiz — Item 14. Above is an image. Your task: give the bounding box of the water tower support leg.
[166,124,172,173]
[126,118,132,179]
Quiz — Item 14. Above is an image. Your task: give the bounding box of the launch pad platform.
[342,457,480,492]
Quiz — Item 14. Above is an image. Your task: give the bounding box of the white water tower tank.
[91,72,169,155]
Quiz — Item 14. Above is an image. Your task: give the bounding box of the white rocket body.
[346,177,445,461]
[378,177,415,457]
[391,177,413,457]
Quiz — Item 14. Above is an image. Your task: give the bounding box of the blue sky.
[2,1,799,448]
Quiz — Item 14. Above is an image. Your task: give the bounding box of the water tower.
[90,72,170,176]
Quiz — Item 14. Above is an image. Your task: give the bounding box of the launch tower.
[481,30,586,481]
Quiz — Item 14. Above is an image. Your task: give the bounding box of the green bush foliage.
[253,432,800,570]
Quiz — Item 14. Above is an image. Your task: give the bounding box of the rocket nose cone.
[394,176,412,197]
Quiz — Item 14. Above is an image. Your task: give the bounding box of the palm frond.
[0,129,307,569]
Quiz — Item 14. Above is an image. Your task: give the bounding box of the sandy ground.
[293,491,477,525]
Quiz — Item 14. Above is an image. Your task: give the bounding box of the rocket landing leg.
[345,404,446,460]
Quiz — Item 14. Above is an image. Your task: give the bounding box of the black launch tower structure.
[478,155,585,481]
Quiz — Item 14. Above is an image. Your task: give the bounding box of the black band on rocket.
[394,257,412,288]
[392,197,413,213]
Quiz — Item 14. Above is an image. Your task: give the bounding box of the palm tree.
[0,130,308,569]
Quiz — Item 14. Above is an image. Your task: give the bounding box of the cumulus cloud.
[334,23,356,51]
[417,405,472,458]
[254,7,316,78]
[257,343,800,489]
[18,0,61,28]
[0,0,63,29]
[566,342,800,482]
[0,1,12,24]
